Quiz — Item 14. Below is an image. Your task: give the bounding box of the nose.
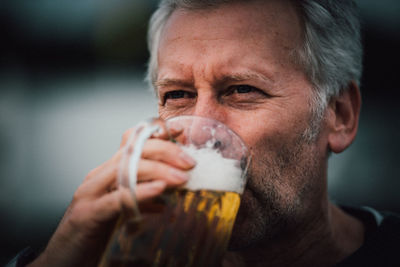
[187,95,233,151]
[192,93,227,123]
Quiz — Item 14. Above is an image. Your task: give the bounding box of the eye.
[162,90,196,105]
[226,85,260,95]
[166,90,185,99]
[220,84,269,107]
[236,85,255,94]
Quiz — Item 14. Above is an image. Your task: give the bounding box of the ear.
[327,81,361,153]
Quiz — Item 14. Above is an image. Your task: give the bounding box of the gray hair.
[146,0,362,120]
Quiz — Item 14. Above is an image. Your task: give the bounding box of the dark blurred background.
[0,0,399,264]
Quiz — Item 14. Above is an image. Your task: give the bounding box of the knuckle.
[110,167,118,183]
[109,192,122,211]
[109,151,123,169]
[121,128,135,144]
[85,168,97,181]
[67,202,87,228]
[72,187,84,201]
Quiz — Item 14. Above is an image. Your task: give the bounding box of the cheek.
[232,119,290,153]
[237,114,313,187]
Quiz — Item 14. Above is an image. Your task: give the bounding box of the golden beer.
[99,188,241,267]
[99,116,249,267]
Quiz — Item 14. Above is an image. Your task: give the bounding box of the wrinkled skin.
[28,1,363,266]
[156,0,327,250]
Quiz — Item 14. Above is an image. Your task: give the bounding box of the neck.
[223,203,365,267]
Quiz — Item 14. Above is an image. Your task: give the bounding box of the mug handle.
[119,121,161,216]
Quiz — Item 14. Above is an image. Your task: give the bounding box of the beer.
[99,188,241,267]
[99,116,249,267]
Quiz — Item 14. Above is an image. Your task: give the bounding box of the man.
[10,0,399,266]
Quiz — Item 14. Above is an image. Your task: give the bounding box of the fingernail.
[153,127,165,138]
[179,152,196,166]
[170,169,190,182]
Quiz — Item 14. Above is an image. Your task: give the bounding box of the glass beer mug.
[99,116,250,267]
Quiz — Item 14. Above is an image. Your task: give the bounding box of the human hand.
[28,121,196,267]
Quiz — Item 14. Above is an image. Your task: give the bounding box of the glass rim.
[165,115,249,156]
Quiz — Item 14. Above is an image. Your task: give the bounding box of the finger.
[119,119,171,150]
[152,121,183,140]
[137,159,190,185]
[79,139,192,199]
[83,150,120,183]
[78,150,123,198]
[81,130,194,198]
[141,139,196,169]
[150,118,169,140]
[135,180,167,202]
[91,181,167,222]
[120,128,136,149]
[91,189,126,222]
[92,178,168,216]
[168,126,184,138]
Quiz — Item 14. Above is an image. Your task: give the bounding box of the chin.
[228,189,266,250]
[227,184,293,251]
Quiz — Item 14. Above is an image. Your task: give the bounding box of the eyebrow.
[155,70,274,89]
[155,79,194,89]
[221,71,274,85]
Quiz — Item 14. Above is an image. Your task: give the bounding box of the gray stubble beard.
[228,123,324,251]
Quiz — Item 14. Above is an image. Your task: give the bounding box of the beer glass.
[99,116,250,267]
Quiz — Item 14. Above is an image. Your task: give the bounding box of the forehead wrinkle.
[210,70,275,89]
[156,68,276,93]
[168,36,234,43]
[226,71,275,84]
[155,78,194,89]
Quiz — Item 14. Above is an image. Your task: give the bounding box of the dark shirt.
[336,206,400,267]
[7,206,400,266]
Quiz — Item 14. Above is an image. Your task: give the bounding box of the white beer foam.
[181,145,244,194]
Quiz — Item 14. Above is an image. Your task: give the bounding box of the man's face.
[156,0,329,248]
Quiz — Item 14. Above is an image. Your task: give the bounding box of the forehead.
[159,0,303,56]
[157,0,304,88]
